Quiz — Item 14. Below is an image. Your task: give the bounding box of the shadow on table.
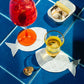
[20,71,28,79]
[73,41,84,64]
[20,53,40,79]
[24,54,40,70]
[49,69,83,84]
[69,0,84,15]
[73,19,84,64]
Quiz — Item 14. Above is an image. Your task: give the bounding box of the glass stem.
[25,27,28,37]
[25,27,27,30]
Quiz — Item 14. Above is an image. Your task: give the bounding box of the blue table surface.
[0,0,84,84]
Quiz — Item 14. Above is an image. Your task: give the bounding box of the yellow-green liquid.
[46,36,61,57]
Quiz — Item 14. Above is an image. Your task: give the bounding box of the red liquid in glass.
[9,0,37,46]
[9,0,37,27]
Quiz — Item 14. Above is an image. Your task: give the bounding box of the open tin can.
[48,0,76,23]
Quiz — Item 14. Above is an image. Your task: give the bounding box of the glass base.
[17,29,37,46]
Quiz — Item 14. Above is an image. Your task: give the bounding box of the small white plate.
[48,0,76,22]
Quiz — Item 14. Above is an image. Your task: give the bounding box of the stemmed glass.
[9,0,37,76]
[9,0,37,46]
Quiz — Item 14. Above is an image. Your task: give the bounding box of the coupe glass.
[9,0,37,46]
[9,0,37,76]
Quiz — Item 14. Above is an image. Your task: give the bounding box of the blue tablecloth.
[0,0,84,84]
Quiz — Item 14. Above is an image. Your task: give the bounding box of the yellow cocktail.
[44,30,64,58]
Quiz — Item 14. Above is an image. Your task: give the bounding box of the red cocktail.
[9,0,37,46]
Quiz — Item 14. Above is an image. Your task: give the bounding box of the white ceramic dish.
[48,0,76,22]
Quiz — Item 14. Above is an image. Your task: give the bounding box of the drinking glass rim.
[44,30,64,43]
